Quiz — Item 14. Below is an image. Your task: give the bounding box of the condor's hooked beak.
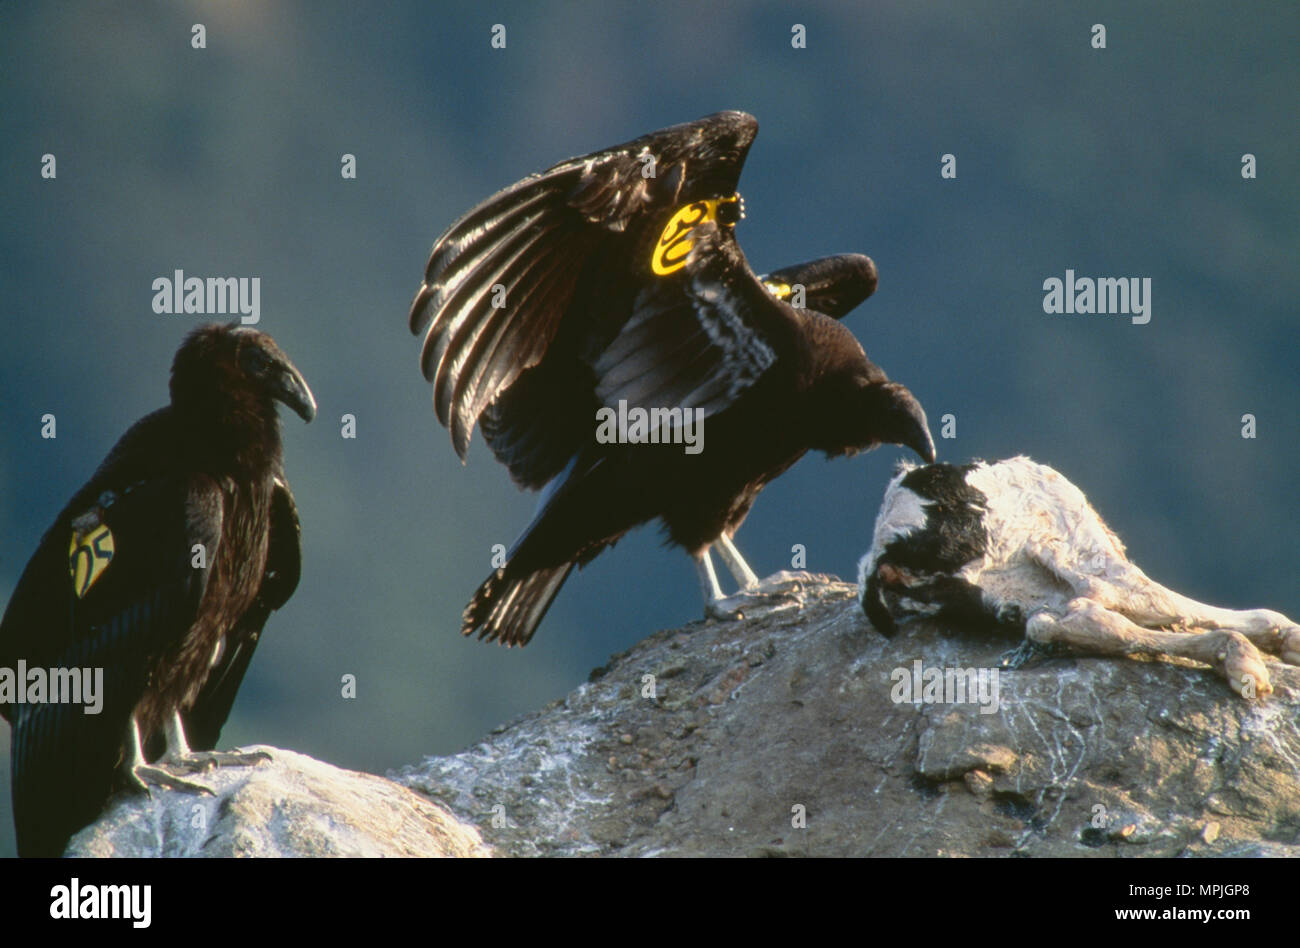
[908,411,937,464]
[882,382,936,464]
[272,360,317,423]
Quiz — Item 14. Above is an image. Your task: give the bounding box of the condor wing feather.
[408,111,759,460]
[181,473,300,752]
[588,224,798,428]
[1,455,221,856]
[761,254,878,319]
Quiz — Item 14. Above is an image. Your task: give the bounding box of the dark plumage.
[409,111,934,647]
[0,324,315,856]
[760,253,878,319]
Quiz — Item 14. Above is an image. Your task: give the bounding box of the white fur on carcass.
[858,456,1300,698]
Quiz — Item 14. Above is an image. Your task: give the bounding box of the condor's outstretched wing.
[180,473,301,752]
[476,248,885,494]
[0,415,221,856]
[408,111,760,462]
[477,209,820,495]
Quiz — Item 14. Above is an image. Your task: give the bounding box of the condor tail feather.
[461,561,575,647]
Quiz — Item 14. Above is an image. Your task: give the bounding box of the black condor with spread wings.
[410,111,933,647]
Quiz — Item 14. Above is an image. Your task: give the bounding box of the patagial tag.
[69,523,115,598]
[762,280,792,299]
[651,196,740,276]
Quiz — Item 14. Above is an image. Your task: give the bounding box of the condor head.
[171,324,317,424]
[814,371,936,464]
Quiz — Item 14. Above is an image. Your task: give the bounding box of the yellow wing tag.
[762,280,792,299]
[69,523,115,598]
[651,196,741,276]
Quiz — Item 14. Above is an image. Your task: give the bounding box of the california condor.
[0,324,315,856]
[409,111,934,647]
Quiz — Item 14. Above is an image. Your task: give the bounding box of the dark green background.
[2,1,1296,857]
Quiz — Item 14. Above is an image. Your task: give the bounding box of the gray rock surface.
[68,745,490,857]
[396,576,1300,857]
[69,575,1300,856]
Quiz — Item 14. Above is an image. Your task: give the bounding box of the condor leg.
[127,711,270,794]
[124,715,214,795]
[715,533,760,590]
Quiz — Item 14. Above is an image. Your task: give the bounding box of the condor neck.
[172,396,282,476]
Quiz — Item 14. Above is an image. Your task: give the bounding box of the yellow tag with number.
[650,196,741,276]
[762,280,792,300]
[69,523,115,598]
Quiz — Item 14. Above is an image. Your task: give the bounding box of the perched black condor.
[859,457,1300,698]
[0,324,315,856]
[409,111,934,647]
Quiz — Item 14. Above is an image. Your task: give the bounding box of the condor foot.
[705,571,815,621]
[127,748,271,796]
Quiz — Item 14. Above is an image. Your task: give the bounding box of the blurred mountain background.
[1,0,1296,856]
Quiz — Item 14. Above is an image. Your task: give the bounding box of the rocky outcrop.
[396,577,1300,856]
[70,576,1300,856]
[68,746,490,857]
